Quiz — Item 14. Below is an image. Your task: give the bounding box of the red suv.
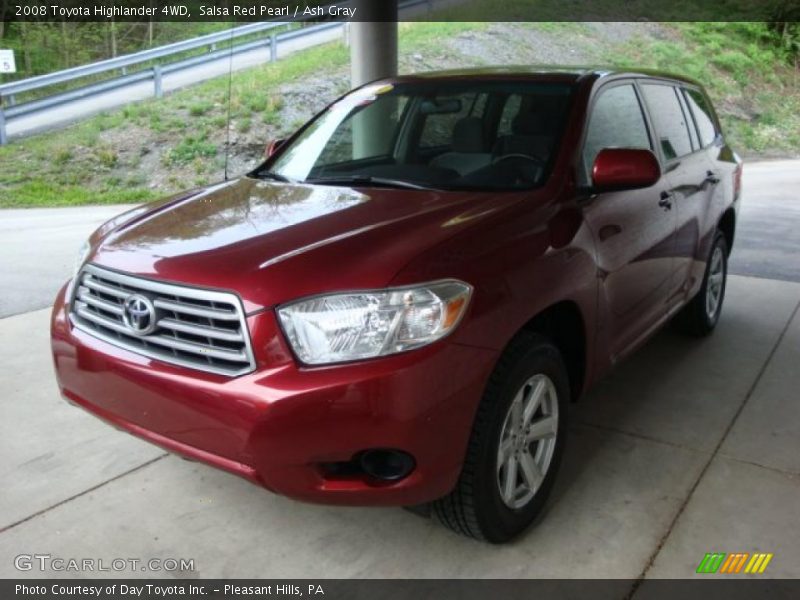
[51,67,741,542]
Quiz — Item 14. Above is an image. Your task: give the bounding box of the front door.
[580,81,677,361]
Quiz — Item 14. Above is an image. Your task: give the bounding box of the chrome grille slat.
[76,288,124,315]
[153,298,239,321]
[157,317,244,342]
[82,276,130,299]
[75,303,130,334]
[70,264,255,377]
[144,333,247,361]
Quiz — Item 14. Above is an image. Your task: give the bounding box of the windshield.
[261,80,574,191]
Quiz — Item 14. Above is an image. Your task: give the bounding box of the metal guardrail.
[0,0,434,145]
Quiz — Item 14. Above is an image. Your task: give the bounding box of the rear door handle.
[704,170,720,185]
[659,191,673,210]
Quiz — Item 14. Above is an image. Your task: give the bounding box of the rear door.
[580,81,677,361]
[638,81,717,309]
[681,86,736,283]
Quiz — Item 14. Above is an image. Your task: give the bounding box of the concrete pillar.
[349,2,398,88]
[349,1,398,159]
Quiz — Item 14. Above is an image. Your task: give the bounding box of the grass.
[6,181,159,208]
[604,22,800,155]
[0,38,352,208]
[165,135,218,165]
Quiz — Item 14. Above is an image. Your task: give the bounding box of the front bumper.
[50,283,498,506]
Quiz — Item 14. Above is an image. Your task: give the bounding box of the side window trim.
[681,85,722,149]
[579,78,657,184]
[675,86,700,152]
[678,87,701,150]
[637,78,704,166]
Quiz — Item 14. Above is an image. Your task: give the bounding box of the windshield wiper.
[255,170,295,183]
[305,175,438,191]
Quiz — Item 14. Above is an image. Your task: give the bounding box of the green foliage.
[95,148,119,169]
[188,101,213,117]
[236,117,252,133]
[604,22,800,157]
[165,135,217,165]
[0,180,158,208]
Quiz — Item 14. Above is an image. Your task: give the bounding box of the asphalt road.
[5,25,345,140]
[0,159,798,318]
[726,159,800,283]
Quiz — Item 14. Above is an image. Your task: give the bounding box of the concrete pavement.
[729,159,800,283]
[1,275,798,583]
[0,205,137,318]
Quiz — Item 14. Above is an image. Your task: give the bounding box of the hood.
[89,177,524,311]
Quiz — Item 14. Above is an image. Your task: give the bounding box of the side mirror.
[265,138,286,158]
[591,148,661,192]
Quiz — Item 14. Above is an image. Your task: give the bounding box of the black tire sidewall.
[701,232,729,329]
[472,339,569,543]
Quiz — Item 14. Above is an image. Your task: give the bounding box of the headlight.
[277,280,472,365]
[73,239,90,280]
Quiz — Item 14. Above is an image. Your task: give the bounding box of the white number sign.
[0,50,17,74]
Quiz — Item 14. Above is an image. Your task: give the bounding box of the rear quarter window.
[683,88,719,147]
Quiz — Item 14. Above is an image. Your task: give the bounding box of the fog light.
[359,449,415,481]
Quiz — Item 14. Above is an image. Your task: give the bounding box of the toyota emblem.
[122,294,157,335]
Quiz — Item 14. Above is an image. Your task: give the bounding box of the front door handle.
[659,191,673,211]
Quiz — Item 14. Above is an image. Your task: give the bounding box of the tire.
[674,231,728,336]
[432,332,569,543]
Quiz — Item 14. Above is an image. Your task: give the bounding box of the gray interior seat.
[493,96,561,161]
[430,117,492,175]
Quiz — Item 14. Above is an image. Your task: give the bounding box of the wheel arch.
[718,207,736,255]
[515,300,587,402]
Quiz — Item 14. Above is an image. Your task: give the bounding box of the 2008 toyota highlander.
[51,67,741,542]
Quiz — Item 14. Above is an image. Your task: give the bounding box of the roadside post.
[0,49,16,145]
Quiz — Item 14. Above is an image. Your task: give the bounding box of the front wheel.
[675,231,728,336]
[432,332,569,543]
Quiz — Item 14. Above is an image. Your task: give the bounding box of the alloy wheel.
[496,373,559,509]
[706,245,725,320]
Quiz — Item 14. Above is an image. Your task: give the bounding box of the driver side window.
[581,83,652,185]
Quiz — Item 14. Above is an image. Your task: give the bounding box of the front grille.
[70,264,256,377]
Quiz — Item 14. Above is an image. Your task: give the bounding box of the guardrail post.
[7,94,15,107]
[270,34,278,62]
[0,99,7,146]
[153,64,163,98]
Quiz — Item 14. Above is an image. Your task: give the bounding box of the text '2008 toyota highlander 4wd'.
[52,67,741,542]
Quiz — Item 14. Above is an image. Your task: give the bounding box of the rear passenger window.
[640,84,694,160]
[582,84,651,180]
[684,89,718,147]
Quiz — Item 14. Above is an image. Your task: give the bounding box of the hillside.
[1,21,798,208]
